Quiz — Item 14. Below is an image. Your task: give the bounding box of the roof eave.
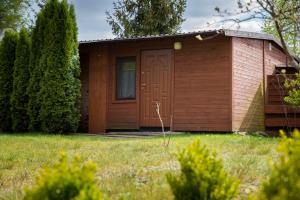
[79,29,222,45]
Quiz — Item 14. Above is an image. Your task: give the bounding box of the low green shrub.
[284,73,300,107]
[256,129,300,200]
[24,153,102,200]
[167,140,239,200]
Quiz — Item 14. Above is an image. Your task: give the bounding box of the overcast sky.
[71,0,263,41]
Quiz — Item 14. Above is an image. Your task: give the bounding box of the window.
[116,57,136,100]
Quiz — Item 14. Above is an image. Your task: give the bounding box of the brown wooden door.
[140,49,173,127]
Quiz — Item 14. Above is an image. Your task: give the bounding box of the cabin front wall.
[80,36,233,133]
[173,36,232,131]
[105,35,232,132]
[79,35,289,133]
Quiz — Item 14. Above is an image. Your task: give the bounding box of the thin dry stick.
[155,102,166,146]
[167,114,173,147]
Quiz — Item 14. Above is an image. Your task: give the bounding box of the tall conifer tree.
[27,7,46,131]
[38,0,80,133]
[11,27,31,132]
[0,30,18,132]
[68,4,81,132]
[106,0,187,37]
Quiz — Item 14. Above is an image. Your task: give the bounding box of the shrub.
[0,30,18,132]
[284,73,300,107]
[27,0,80,133]
[27,10,46,131]
[256,129,300,200]
[10,27,31,132]
[167,140,239,200]
[24,153,102,200]
[38,0,81,133]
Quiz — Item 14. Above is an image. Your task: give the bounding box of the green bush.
[167,140,239,200]
[284,73,300,107]
[0,30,18,132]
[256,129,300,200]
[24,153,102,200]
[27,0,80,133]
[37,0,81,133]
[27,11,46,131]
[10,27,31,132]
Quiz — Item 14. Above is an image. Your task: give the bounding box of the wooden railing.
[265,74,300,130]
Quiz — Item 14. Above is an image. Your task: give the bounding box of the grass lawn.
[0,133,279,200]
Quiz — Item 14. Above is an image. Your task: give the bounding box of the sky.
[71,0,263,41]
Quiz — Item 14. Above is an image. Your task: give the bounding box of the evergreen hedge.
[0,30,18,132]
[27,9,46,131]
[37,0,80,133]
[10,27,31,132]
[27,0,80,133]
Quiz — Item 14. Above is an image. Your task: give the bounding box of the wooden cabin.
[79,29,297,134]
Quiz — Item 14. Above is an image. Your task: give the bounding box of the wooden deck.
[265,74,300,130]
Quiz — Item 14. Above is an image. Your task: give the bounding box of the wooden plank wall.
[232,38,287,132]
[82,36,232,132]
[107,40,173,130]
[264,41,288,104]
[106,36,232,132]
[80,35,288,133]
[107,45,139,129]
[173,36,232,131]
[232,38,264,131]
[265,74,300,129]
[88,46,108,133]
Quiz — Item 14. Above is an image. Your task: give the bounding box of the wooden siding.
[173,36,232,131]
[232,38,264,131]
[88,46,108,133]
[263,42,289,130]
[232,38,287,132]
[267,75,290,105]
[78,52,89,132]
[264,41,288,104]
[79,35,289,133]
[264,42,287,77]
[107,45,139,129]
[265,74,300,129]
[107,40,173,129]
[105,36,232,131]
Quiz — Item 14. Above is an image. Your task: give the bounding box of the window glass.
[116,57,136,99]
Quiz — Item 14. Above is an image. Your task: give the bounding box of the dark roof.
[79,29,282,47]
[79,29,299,63]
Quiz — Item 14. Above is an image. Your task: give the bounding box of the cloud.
[182,0,262,32]
[73,0,114,40]
[185,0,236,17]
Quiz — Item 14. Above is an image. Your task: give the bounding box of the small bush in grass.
[256,129,300,200]
[24,153,102,200]
[167,140,239,200]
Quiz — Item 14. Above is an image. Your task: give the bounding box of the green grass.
[0,133,279,200]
